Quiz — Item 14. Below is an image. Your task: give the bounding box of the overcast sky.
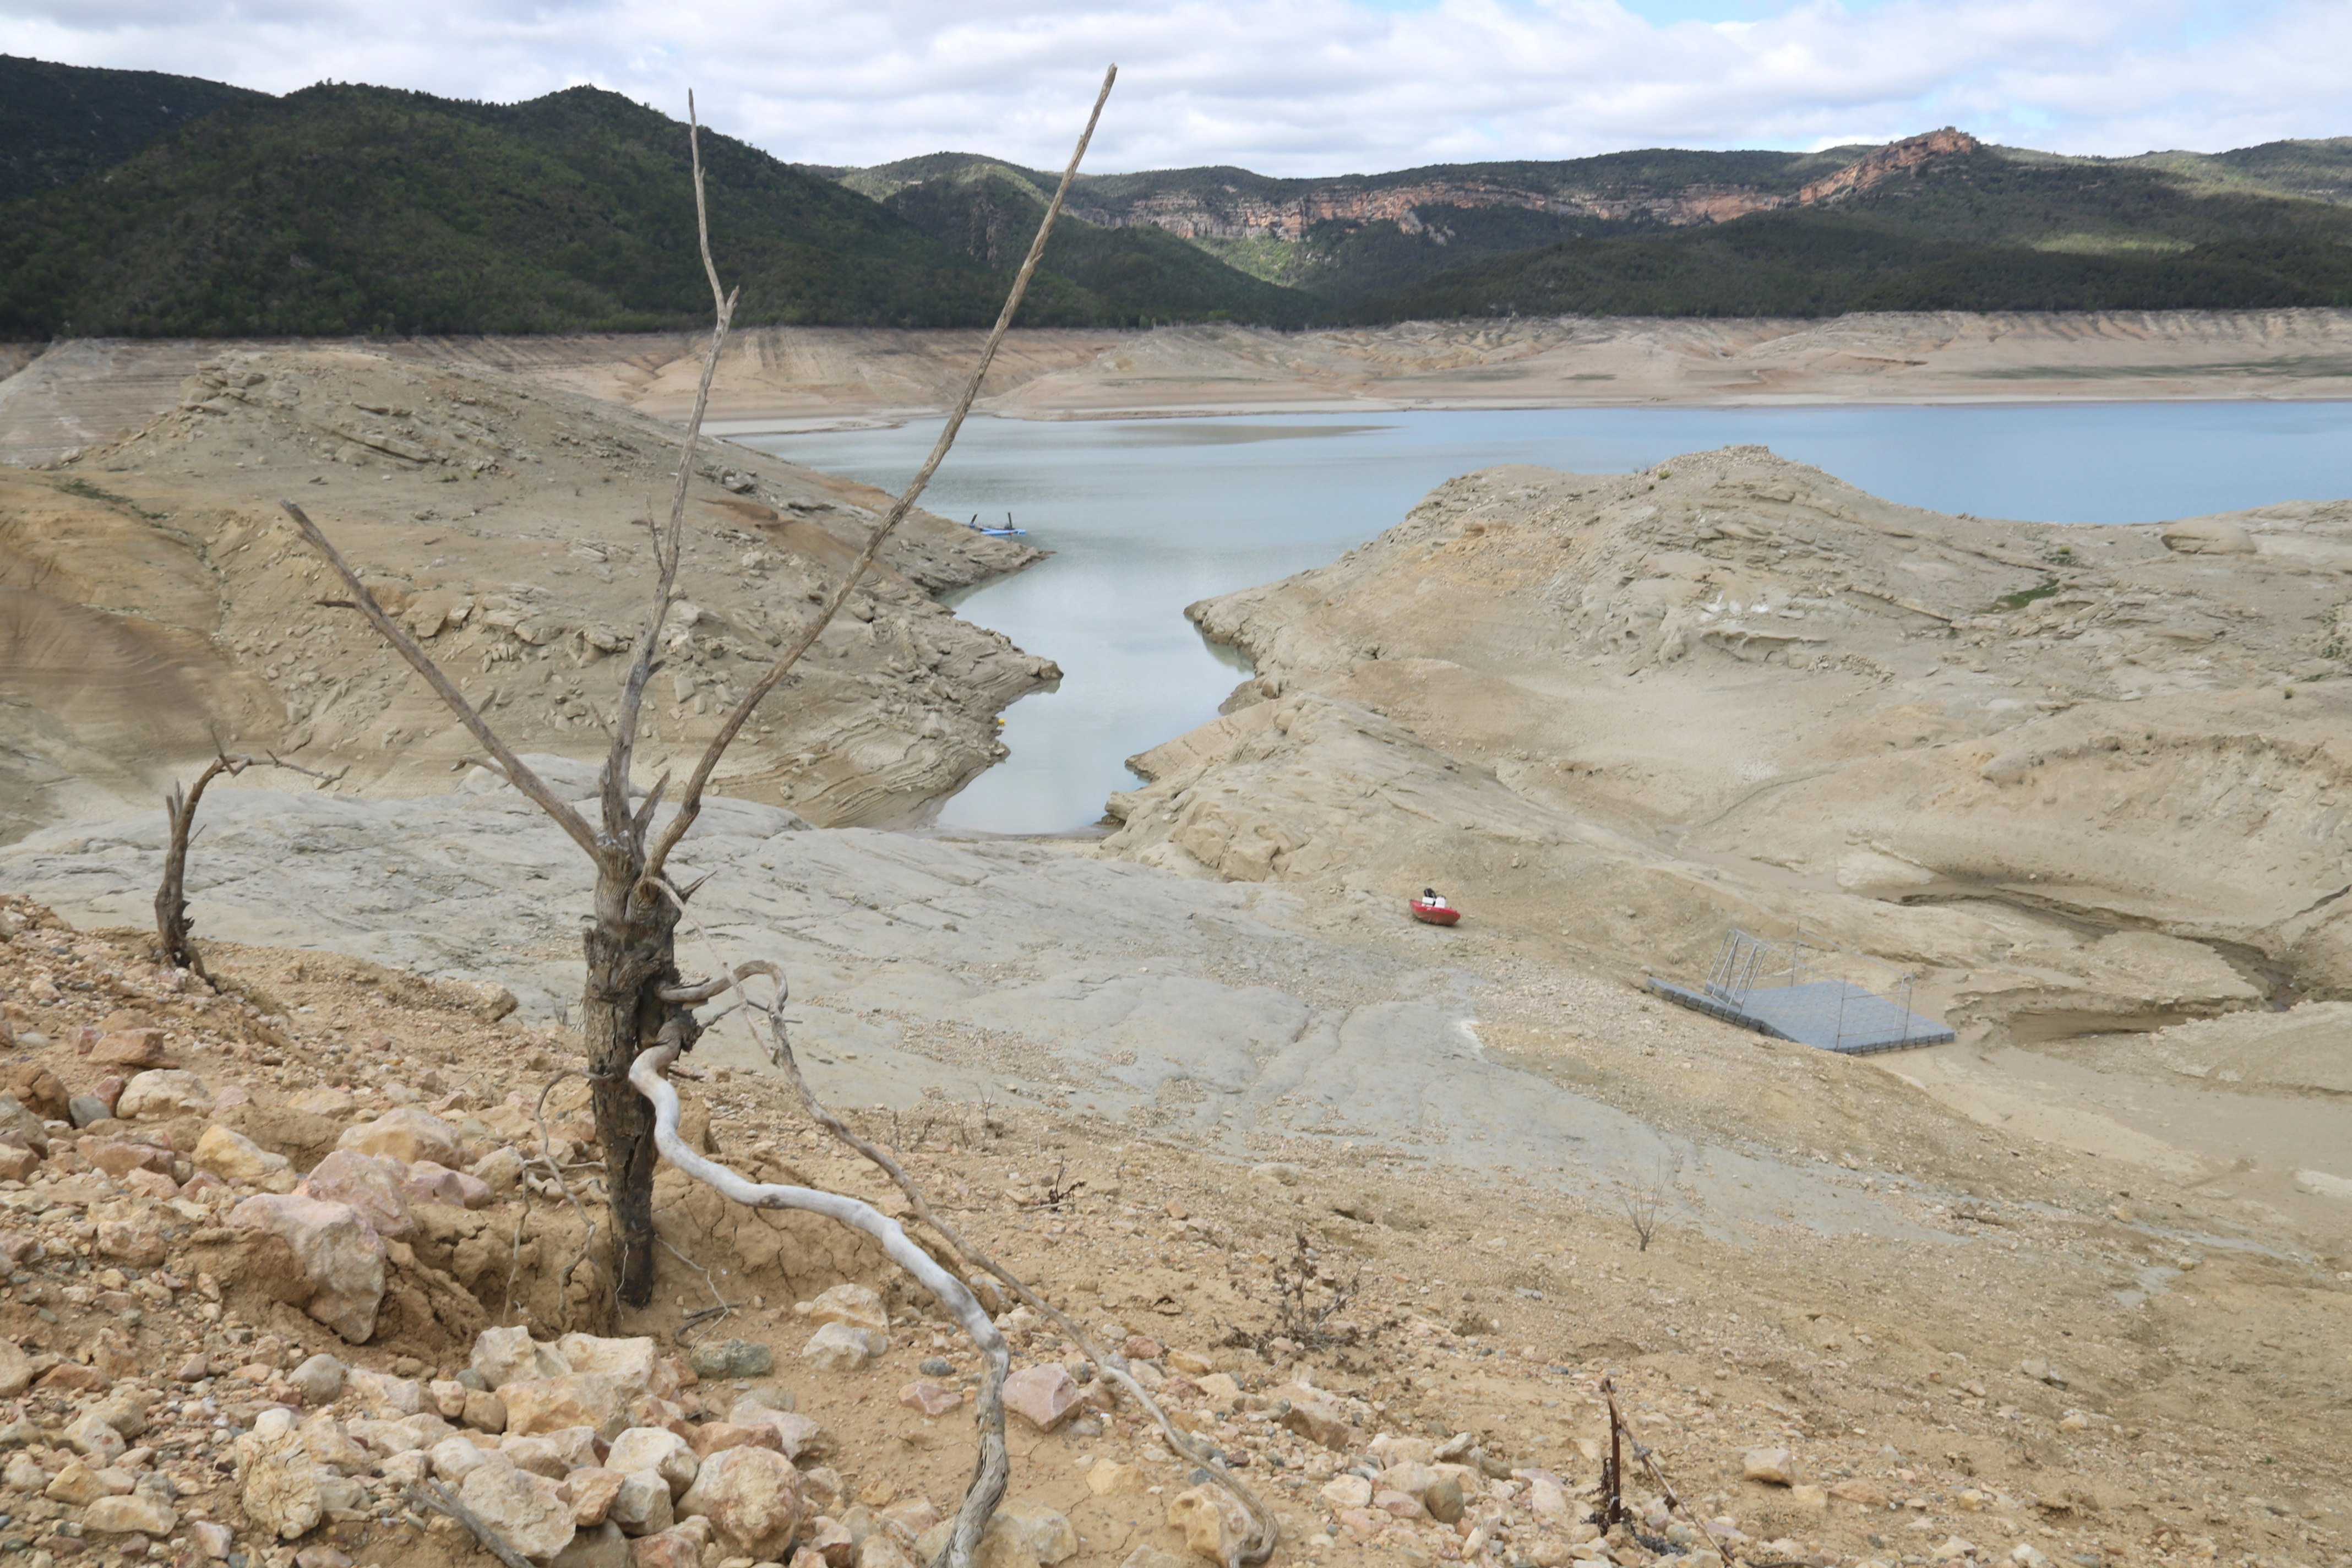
[6,0,2346,176]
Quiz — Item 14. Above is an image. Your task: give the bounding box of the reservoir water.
[746,401,2352,835]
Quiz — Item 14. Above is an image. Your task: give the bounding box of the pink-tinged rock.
[1001,1364,1084,1431]
[296,1150,413,1239]
[336,1107,459,1167]
[1272,1382,1353,1450]
[119,1167,177,1198]
[0,1143,37,1180]
[228,1194,387,1344]
[94,1202,167,1267]
[1123,1334,1163,1362]
[685,1422,783,1460]
[675,1445,803,1560]
[189,1519,234,1559]
[605,1427,700,1499]
[1374,1487,1425,1520]
[569,1467,627,1526]
[92,1031,165,1069]
[79,1139,173,1178]
[897,1381,962,1418]
[629,1528,704,1568]
[403,1159,493,1210]
[739,1411,826,1463]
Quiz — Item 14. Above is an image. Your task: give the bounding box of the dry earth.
[0,346,1055,841]
[2,326,2350,1568]
[0,892,2346,1568]
[8,312,2352,470]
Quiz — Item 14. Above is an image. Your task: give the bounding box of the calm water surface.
[747,402,2352,834]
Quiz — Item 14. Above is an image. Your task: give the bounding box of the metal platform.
[1649,929,1953,1054]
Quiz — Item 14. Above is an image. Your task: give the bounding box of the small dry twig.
[1599,1374,1736,1567]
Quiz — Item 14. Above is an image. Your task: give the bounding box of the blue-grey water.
[745,402,2352,835]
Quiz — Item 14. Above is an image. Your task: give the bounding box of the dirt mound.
[1104,446,2352,1040]
[0,346,1059,842]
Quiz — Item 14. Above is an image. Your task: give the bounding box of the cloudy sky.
[6,0,2347,175]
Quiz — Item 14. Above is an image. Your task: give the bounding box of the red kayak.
[1409,897,1461,926]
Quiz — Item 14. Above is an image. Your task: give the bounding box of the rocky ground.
[0,829,2346,1568]
[2,334,2350,1568]
[0,346,1053,842]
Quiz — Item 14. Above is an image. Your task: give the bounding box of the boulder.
[235,1409,324,1540]
[1167,1483,1251,1564]
[568,1468,627,1526]
[798,1283,890,1335]
[605,1427,700,1498]
[502,1373,631,1439]
[676,1444,803,1559]
[403,1159,494,1209]
[472,1324,571,1390]
[228,1194,388,1344]
[91,1028,166,1068]
[609,1469,675,1536]
[986,1501,1077,1565]
[1272,1382,1352,1450]
[1743,1446,1796,1485]
[194,1124,293,1186]
[459,1452,578,1560]
[296,1150,413,1238]
[337,1107,460,1167]
[2160,518,2256,555]
[801,1321,885,1372]
[628,1526,703,1568]
[553,1520,630,1568]
[1001,1364,1084,1431]
[83,1491,177,1536]
[428,1437,500,1483]
[553,1333,678,1400]
[346,1367,425,1416]
[114,1070,212,1120]
[687,1338,772,1379]
[93,1202,167,1267]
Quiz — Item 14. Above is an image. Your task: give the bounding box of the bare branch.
[641,64,1119,887]
[629,1037,1010,1568]
[277,500,601,859]
[603,96,739,854]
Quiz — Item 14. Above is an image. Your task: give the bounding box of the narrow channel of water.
[745,401,2352,835]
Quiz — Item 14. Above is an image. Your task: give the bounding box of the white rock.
[459,1452,578,1559]
[604,1427,699,1499]
[801,1321,886,1371]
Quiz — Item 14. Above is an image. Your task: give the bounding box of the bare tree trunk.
[582,865,692,1308]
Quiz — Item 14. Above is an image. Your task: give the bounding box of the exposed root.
[651,878,1279,1566]
[629,1037,1011,1568]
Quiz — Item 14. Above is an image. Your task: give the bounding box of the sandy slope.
[0,346,1055,840]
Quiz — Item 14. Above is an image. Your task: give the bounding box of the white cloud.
[2,0,2345,174]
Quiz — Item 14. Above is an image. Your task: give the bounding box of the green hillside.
[0,55,265,205]
[3,52,2349,335]
[0,79,1276,336]
[1359,145,2352,319]
[872,160,1307,323]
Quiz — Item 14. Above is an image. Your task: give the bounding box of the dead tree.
[155,748,317,978]
[271,75,1235,1567]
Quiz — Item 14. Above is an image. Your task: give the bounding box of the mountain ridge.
[2,53,2349,335]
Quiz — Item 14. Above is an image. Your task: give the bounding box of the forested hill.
[0,55,265,205]
[2,53,2348,336]
[0,75,1295,337]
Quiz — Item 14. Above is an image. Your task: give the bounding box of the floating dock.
[1650,929,1953,1054]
